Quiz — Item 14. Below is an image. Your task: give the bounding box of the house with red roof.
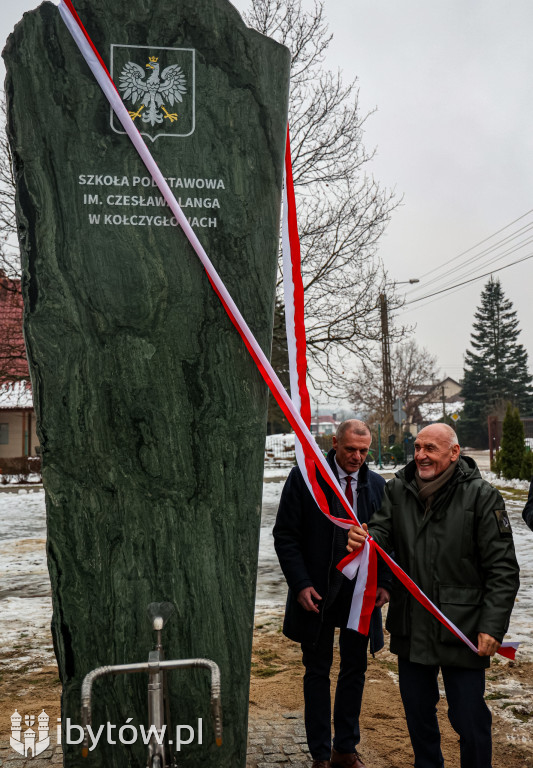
[0,272,39,461]
[310,414,339,436]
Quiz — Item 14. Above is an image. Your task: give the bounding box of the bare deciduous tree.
[0,271,27,385]
[0,98,19,281]
[244,0,403,394]
[0,98,28,386]
[348,340,439,424]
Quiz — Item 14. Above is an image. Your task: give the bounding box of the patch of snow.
[0,380,33,409]
[418,401,463,422]
[263,466,292,481]
[482,472,530,491]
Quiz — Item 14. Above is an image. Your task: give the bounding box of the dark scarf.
[415,460,458,514]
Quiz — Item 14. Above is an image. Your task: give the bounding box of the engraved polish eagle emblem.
[119,56,187,127]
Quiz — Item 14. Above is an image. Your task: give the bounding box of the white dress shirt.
[334,457,359,510]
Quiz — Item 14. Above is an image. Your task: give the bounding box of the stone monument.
[4,1,290,765]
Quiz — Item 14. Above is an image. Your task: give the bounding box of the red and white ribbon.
[282,128,375,634]
[58,0,517,659]
[281,128,517,657]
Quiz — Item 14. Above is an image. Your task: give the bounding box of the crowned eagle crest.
[119,56,187,127]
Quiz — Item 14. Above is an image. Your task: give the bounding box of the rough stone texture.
[3,2,289,766]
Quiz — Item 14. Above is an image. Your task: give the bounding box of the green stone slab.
[4,2,289,766]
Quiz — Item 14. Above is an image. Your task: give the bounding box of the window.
[0,423,8,445]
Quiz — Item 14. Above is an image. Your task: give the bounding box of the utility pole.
[379,280,419,436]
[380,293,393,430]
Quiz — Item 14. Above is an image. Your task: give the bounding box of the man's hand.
[347,523,368,552]
[478,632,501,657]
[375,587,390,609]
[297,586,322,613]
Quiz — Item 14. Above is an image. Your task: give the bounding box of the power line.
[400,281,475,316]
[406,221,533,297]
[412,233,533,298]
[412,208,533,284]
[405,252,533,306]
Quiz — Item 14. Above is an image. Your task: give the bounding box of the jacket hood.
[396,454,481,486]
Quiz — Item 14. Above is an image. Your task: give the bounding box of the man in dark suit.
[273,419,389,768]
[522,478,533,530]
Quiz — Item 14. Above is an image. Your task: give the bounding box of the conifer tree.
[462,278,533,447]
[499,403,525,480]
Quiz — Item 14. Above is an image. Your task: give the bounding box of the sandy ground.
[250,612,533,768]
[0,658,61,743]
[2,616,533,768]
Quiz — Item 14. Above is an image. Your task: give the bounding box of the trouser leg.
[398,657,444,768]
[332,627,369,754]
[301,622,335,760]
[441,665,492,768]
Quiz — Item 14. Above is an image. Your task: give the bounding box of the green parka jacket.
[369,456,520,669]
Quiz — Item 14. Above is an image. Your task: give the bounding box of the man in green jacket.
[347,423,519,768]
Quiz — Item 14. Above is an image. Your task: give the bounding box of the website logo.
[10,709,50,758]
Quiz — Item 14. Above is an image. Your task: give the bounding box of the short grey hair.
[336,419,372,442]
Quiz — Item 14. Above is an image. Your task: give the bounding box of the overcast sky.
[2,1,533,388]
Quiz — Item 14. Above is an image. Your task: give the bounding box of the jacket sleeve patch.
[493,508,512,537]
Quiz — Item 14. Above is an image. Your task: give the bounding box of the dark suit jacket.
[273,448,388,651]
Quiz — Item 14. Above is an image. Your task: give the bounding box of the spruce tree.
[462,278,533,447]
[499,403,525,480]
